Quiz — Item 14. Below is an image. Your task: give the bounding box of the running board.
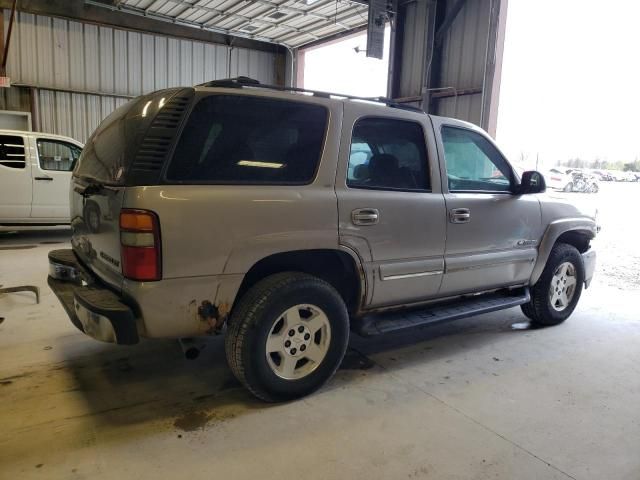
[354,288,530,337]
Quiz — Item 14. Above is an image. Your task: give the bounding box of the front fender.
[530,218,598,284]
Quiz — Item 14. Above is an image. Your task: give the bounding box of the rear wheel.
[521,243,584,326]
[563,182,573,192]
[225,272,349,402]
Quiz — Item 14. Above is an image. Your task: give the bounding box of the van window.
[37,140,81,171]
[166,95,328,184]
[0,135,26,169]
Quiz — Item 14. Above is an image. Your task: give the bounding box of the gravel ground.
[558,181,640,290]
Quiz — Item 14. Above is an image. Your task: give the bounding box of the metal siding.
[68,22,86,92]
[167,37,180,87]
[6,9,278,96]
[436,0,491,124]
[192,41,205,85]
[154,36,168,90]
[113,29,128,96]
[99,26,114,94]
[71,93,88,142]
[36,15,53,86]
[180,39,193,86]
[398,0,428,98]
[5,9,278,142]
[52,18,70,89]
[142,34,156,93]
[128,31,143,96]
[84,24,100,91]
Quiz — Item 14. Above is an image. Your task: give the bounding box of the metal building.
[0,0,506,141]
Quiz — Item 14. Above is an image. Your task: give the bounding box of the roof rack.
[197,77,425,113]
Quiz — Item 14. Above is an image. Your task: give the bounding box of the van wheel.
[225,272,349,402]
[521,243,584,326]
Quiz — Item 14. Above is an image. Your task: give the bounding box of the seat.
[368,153,415,189]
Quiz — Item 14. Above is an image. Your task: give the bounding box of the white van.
[0,130,83,225]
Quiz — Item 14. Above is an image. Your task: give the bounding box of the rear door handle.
[450,208,471,223]
[352,208,379,226]
[34,176,53,181]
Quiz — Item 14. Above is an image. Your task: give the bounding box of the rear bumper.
[582,247,596,288]
[47,249,139,345]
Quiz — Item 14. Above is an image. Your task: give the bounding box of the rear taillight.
[551,176,561,181]
[119,209,161,281]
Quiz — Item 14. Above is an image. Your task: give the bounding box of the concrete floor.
[1,184,639,480]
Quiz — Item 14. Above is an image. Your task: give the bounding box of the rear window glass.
[74,100,134,184]
[166,95,328,184]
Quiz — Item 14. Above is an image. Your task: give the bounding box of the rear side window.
[347,117,430,191]
[37,140,82,171]
[0,135,26,169]
[166,95,328,184]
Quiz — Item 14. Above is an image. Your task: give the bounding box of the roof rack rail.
[196,77,425,113]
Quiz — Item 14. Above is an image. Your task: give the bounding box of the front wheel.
[521,243,584,326]
[225,272,349,402]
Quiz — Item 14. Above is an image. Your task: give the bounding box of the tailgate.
[70,180,126,291]
[69,87,194,291]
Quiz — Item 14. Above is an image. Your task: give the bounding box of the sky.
[302,27,389,98]
[303,1,640,168]
[497,0,640,167]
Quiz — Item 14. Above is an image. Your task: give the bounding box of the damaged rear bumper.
[47,249,139,345]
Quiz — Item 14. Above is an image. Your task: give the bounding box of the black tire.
[225,272,349,402]
[563,182,573,192]
[521,243,584,326]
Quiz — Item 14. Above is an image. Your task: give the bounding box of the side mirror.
[516,170,546,194]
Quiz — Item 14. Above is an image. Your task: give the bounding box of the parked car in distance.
[610,170,629,182]
[568,170,599,193]
[592,170,613,181]
[544,168,574,192]
[0,130,83,225]
[47,78,598,402]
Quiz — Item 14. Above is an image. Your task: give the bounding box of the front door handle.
[352,208,379,226]
[34,176,53,181]
[450,208,471,224]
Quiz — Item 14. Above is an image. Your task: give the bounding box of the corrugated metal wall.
[435,0,491,126]
[3,10,278,143]
[388,0,505,133]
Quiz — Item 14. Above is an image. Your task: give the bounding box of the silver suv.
[48,78,597,401]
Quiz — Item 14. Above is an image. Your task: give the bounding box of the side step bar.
[354,288,530,337]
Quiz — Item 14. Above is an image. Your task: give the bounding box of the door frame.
[334,103,447,308]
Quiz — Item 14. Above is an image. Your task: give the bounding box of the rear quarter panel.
[119,99,343,338]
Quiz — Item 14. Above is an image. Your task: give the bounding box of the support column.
[387,0,507,135]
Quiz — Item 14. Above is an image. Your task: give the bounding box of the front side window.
[0,135,26,169]
[37,140,81,172]
[166,95,328,184]
[347,117,430,191]
[441,126,514,192]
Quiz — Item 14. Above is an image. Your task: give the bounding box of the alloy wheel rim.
[549,261,577,312]
[265,304,331,380]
